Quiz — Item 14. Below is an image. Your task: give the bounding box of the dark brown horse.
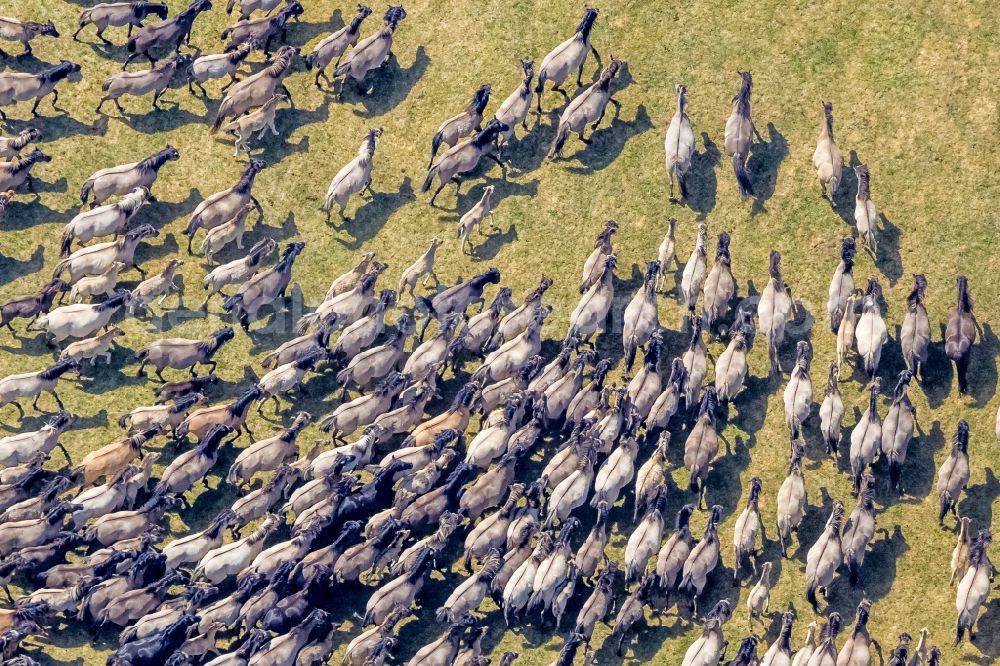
[0,279,67,332]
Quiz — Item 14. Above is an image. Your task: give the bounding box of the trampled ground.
[2,0,1000,663]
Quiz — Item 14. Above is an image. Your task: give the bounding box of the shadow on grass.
[333,176,415,250]
[749,122,788,216]
[683,132,720,220]
[340,47,431,119]
[0,244,45,287]
[565,104,654,175]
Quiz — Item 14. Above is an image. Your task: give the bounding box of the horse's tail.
[733,152,753,197]
[78,8,94,26]
[956,609,972,644]
[80,179,94,204]
[222,293,242,313]
[674,165,689,198]
[295,313,318,335]
[226,0,237,14]
[428,132,443,169]
[688,465,700,492]
[211,100,233,133]
[939,491,952,524]
[421,164,439,193]
[806,577,819,612]
[889,458,902,491]
[260,350,278,369]
[304,52,316,71]
[847,550,860,586]
[117,412,129,429]
[548,122,570,159]
[624,335,638,373]
[52,257,70,280]
[60,226,75,256]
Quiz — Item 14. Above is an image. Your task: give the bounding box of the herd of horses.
[0,2,989,666]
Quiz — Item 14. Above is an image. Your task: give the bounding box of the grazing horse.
[535,8,600,113]
[0,61,79,120]
[665,84,695,199]
[945,276,977,395]
[305,4,373,88]
[724,71,761,198]
[74,3,169,44]
[0,17,58,57]
[422,119,507,205]
[81,145,178,207]
[124,0,213,69]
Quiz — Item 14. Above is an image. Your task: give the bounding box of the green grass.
[2,0,1000,663]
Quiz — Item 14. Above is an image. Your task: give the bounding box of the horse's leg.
[576,62,585,87]
[51,89,59,110]
[115,98,126,114]
[50,390,64,409]
[590,108,607,132]
[151,89,163,111]
[552,85,571,102]
[30,97,42,117]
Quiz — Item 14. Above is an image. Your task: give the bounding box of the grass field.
[2,0,1000,663]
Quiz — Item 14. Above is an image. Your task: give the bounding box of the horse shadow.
[345,46,431,118]
[889,419,944,504]
[958,467,1000,530]
[831,150,861,226]
[136,187,203,229]
[829,524,908,612]
[471,224,518,261]
[112,104,202,134]
[875,213,903,286]
[453,177,540,216]
[286,19,333,48]
[748,122,788,215]
[242,210,300,250]
[968,322,998,408]
[732,374,772,438]
[76,347,148,394]
[566,103,654,175]
[498,114,548,176]
[35,113,109,142]
[684,132,720,220]
[253,131,311,167]
[0,54,58,74]
[707,435,751,522]
[31,176,68,195]
[0,244,44,286]
[136,232,180,264]
[334,176,415,250]
[921,333,953,409]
